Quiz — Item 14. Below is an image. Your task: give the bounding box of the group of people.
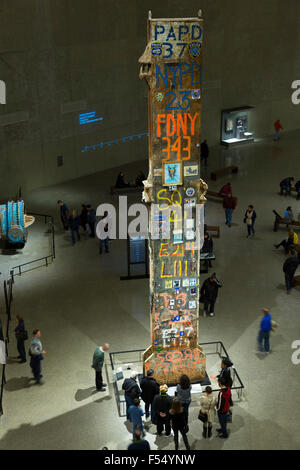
[279,177,300,199]
[121,357,234,450]
[115,171,146,189]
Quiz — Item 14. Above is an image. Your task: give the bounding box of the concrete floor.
[1,131,300,450]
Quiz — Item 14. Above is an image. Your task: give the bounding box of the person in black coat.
[200,140,209,167]
[14,315,27,362]
[127,429,151,450]
[295,180,300,200]
[201,232,214,268]
[169,397,190,450]
[140,369,159,422]
[200,273,222,317]
[135,171,146,187]
[217,357,234,388]
[116,172,129,188]
[122,371,141,420]
[283,250,299,293]
[80,204,88,232]
[153,384,173,436]
[68,209,80,244]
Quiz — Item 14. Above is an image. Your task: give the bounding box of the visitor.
[99,211,110,255]
[87,204,96,238]
[176,374,192,428]
[283,250,299,294]
[200,140,209,167]
[128,398,145,438]
[217,357,234,388]
[68,209,80,245]
[216,378,233,439]
[153,384,172,436]
[274,119,283,141]
[295,180,300,200]
[91,343,109,392]
[140,369,159,422]
[116,172,129,188]
[200,272,222,317]
[201,232,213,268]
[169,397,190,450]
[199,386,216,438]
[222,193,236,227]
[283,206,294,223]
[122,371,141,420]
[218,182,232,197]
[29,329,46,384]
[80,204,88,232]
[257,308,272,354]
[279,177,294,196]
[127,429,150,450]
[274,229,298,254]
[244,204,257,238]
[14,315,27,363]
[135,171,146,187]
[57,200,69,231]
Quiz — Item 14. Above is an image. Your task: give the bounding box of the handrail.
[10,212,55,277]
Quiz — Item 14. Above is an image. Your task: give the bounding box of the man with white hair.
[122,371,141,420]
[92,343,110,391]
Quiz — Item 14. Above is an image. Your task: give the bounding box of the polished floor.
[0,131,300,450]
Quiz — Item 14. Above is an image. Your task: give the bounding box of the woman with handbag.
[176,374,192,429]
[199,386,216,438]
[15,315,28,363]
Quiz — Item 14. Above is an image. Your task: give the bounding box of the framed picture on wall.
[162,161,183,186]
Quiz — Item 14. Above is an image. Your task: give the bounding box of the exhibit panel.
[139,12,208,385]
[221,106,255,146]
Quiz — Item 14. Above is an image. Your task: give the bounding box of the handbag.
[198,397,213,423]
[198,410,208,423]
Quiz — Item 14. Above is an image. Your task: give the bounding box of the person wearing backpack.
[122,372,141,420]
[15,315,28,363]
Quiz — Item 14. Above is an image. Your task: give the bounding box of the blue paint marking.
[79,111,103,125]
[81,132,149,152]
[156,62,202,89]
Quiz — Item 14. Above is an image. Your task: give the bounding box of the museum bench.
[210,166,238,181]
[205,225,220,238]
[272,210,300,232]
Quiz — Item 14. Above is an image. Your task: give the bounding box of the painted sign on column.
[139,11,208,385]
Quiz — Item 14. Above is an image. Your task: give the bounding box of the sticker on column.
[192,89,201,100]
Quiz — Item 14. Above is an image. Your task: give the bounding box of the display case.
[221,106,254,146]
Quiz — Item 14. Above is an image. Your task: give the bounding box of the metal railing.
[10,212,55,278]
[0,277,13,416]
[109,342,244,417]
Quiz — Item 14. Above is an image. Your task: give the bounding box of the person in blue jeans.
[29,329,46,384]
[222,194,236,228]
[15,315,27,362]
[244,205,257,238]
[257,308,272,353]
[128,398,145,438]
[68,209,80,244]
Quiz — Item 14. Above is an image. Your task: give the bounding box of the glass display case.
[221,106,254,146]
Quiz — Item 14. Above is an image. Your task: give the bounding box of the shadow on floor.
[74,386,99,401]
[4,376,35,391]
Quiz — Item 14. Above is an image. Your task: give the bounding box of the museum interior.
[0,0,300,452]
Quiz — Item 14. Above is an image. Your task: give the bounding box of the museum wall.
[1,0,300,199]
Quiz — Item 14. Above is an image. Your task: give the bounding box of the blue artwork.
[0,201,28,248]
[79,111,103,125]
[163,162,183,186]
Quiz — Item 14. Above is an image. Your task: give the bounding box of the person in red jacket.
[274,119,283,141]
[216,378,233,438]
[219,182,232,197]
[222,193,237,227]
